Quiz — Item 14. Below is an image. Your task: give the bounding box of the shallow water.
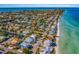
[59,9,79,54]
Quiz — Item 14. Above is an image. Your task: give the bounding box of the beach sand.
[55,19,60,54]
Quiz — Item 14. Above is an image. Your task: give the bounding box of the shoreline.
[55,19,60,54]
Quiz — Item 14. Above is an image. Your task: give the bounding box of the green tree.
[23,48,30,54]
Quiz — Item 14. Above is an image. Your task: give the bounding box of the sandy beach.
[55,19,60,54]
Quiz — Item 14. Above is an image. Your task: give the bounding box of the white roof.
[30,34,36,38]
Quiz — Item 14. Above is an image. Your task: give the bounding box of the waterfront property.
[0,9,63,54]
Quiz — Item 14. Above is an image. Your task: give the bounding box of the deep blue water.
[0,8,79,12]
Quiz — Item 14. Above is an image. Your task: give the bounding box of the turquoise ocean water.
[59,9,79,54]
[0,8,79,54]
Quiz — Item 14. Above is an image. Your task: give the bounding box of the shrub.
[23,48,30,54]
